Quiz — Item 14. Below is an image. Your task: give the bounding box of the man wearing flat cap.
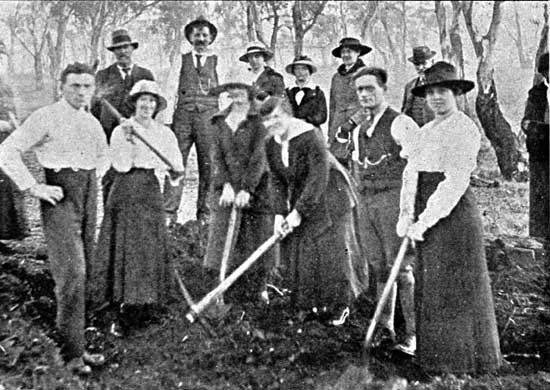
[240,42,285,100]
[167,16,220,228]
[401,46,436,127]
[522,52,549,240]
[91,29,155,204]
[328,37,371,146]
[285,55,327,128]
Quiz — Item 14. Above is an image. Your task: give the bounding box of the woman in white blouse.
[92,80,184,333]
[397,62,501,373]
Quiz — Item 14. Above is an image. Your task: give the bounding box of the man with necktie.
[284,55,327,129]
[166,16,220,228]
[91,29,154,202]
[401,46,436,127]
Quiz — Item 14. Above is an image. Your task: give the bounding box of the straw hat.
[239,42,274,63]
[285,55,317,75]
[128,80,167,112]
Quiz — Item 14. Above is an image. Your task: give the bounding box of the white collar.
[116,63,134,71]
[190,48,213,57]
[295,80,314,89]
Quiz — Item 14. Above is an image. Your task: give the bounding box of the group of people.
[1,14,547,378]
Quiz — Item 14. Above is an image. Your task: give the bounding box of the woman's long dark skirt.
[93,168,172,306]
[0,131,25,239]
[414,171,502,373]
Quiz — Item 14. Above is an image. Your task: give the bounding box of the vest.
[356,107,406,185]
[176,52,219,107]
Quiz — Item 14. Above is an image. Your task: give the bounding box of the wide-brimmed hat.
[411,61,475,97]
[331,37,372,58]
[239,42,274,63]
[128,80,167,112]
[184,16,218,44]
[408,46,436,64]
[285,55,317,75]
[107,29,139,51]
[209,82,259,97]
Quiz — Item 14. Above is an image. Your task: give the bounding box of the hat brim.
[107,42,139,52]
[209,82,258,97]
[408,50,437,64]
[128,91,167,112]
[331,44,372,58]
[411,80,475,97]
[285,61,317,75]
[184,19,218,44]
[239,50,274,63]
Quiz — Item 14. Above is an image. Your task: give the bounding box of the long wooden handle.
[101,99,183,174]
[186,233,281,323]
[364,237,410,349]
[220,206,240,282]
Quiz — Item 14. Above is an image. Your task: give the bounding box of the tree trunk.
[513,3,531,69]
[34,54,44,90]
[400,1,407,64]
[246,1,255,42]
[533,3,548,84]
[292,1,304,57]
[89,28,103,66]
[463,0,519,180]
[339,2,347,37]
[360,1,379,42]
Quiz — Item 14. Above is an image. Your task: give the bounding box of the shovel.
[364,237,410,350]
[217,205,241,306]
[186,233,282,323]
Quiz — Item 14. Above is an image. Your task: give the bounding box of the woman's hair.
[258,96,293,118]
[130,92,161,117]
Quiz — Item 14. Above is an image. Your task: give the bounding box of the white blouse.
[400,111,480,228]
[110,118,184,187]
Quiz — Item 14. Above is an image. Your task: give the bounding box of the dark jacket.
[522,82,549,161]
[253,67,285,99]
[328,59,365,142]
[285,85,327,127]
[210,107,271,213]
[91,63,154,141]
[266,128,355,238]
[401,77,434,127]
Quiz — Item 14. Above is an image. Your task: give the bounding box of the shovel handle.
[364,237,410,349]
[187,233,281,323]
[220,206,240,282]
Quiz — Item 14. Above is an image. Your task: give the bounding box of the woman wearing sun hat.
[202,80,276,302]
[284,55,327,128]
[397,61,502,373]
[240,41,285,100]
[93,80,184,333]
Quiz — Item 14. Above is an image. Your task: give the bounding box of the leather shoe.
[82,351,105,366]
[66,357,92,375]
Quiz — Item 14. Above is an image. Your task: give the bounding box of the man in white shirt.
[0,63,108,374]
[336,67,419,355]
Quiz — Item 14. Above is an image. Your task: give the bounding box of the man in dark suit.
[401,46,436,127]
[239,42,285,100]
[284,55,327,128]
[91,29,154,141]
[167,16,220,228]
[91,29,154,203]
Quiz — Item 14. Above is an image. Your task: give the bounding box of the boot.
[373,282,397,348]
[394,266,416,356]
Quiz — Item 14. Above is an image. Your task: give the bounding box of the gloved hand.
[396,215,414,238]
[219,183,235,207]
[234,190,251,208]
[406,221,428,242]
